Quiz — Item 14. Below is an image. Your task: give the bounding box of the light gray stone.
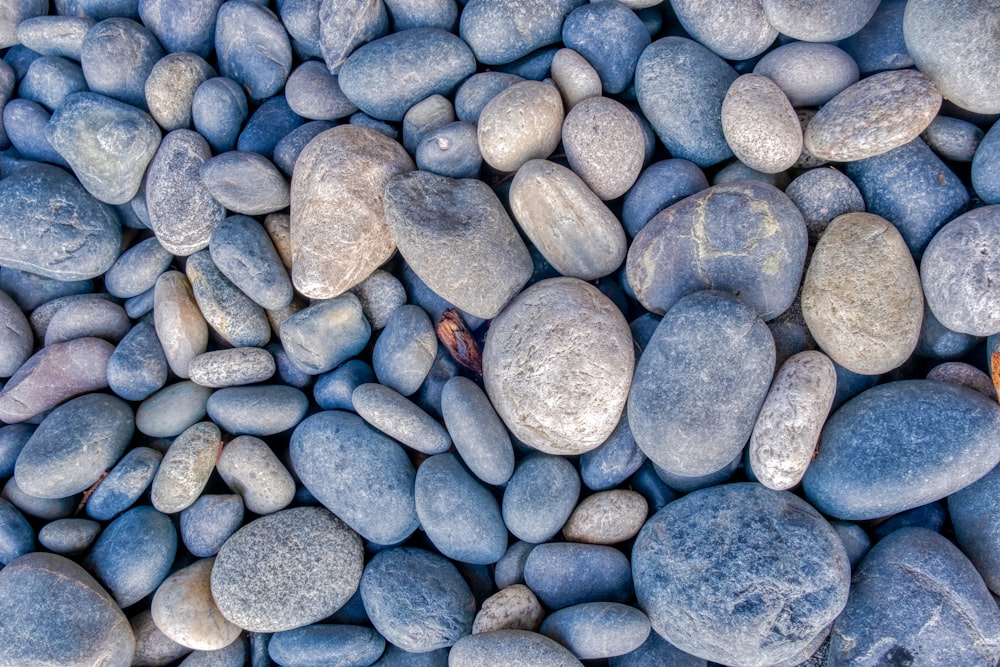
[478,81,563,172]
[561,490,648,545]
[721,73,801,174]
[561,96,644,200]
[151,558,242,651]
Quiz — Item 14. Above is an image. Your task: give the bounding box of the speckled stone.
[0,289,32,378]
[803,70,942,162]
[757,44,859,105]
[290,125,413,299]
[540,602,650,660]
[152,558,242,651]
[478,81,563,172]
[550,48,601,109]
[802,213,923,374]
[721,73,801,174]
[188,348,275,388]
[153,271,209,380]
[502,453,579,544]
[784,167,865,243]
[105,237,173,300]
[150,422,222,514]
[669,0,775,60]
[483,278,634,455]
[216,435,295,515]
[562,490,648,545]
[561,96,643,200]
[372,304,436,396]
[38,518,100,555]
[145,53,216,132]
[200,151,290,216]
[318,0,388,74]
[207,385,308,436]
[928,362,997,400]
[348,269,406,330]
[950,465,1000,596]
[473,585,544,634]
[85,446,162,521]
[922,115,984,162]
[352,382,452,454]
[458,0,584,66]
[524,542,633,609]
[186,250,270,348]
[0,497,33,565]
[130,609,191,667]
[762,0,879,42]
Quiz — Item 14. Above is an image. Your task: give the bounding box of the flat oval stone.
[279,293,371,375]
[628,291,774,477]
[441,376,514,486]
[579,416,646,491]
[0,289,32,378]
[352,383,451,455]
[949,465,1000,595]
[478,81,564,173]
[86,446,162,521]
[762,0,878,41]
[383,171,532,319]
[451,630,583,667]
[152,558,242,651]
[15,393,133,499]
[0,163,121,280]
[802,212,923,374]
[189,348,275,388]
[211,506,363,633]
[207,385,309,436]
[200,151,289,216]
[146,129,226,256]
[473,585,544,634]
[0,337,114,424]
[360,547,475,652]
[290,124,413,299]
[459,0,584,65]
[285,60,356,121]
[524,543,633,610]
[502,453,579,544]
[562,490,648,545]
[540,602,650,660]
[550,48,601,109]
[339,27,475,122]
[749,351,837,491]
[633,483,850,667]
[829,528,1000,666]
[80,17,163,110]
[43,297,129,346]
[215,1,291,101]
[923,114,984,163]
[372,304,437,396]
[20,55,88,112]
[290,410,419,545]
[268,625,385,667]
[144,52,216,132]
[136,380,213,438]
[151,421,223,514]
[192,76,248,154]
[561,96,644,200]
[635,37,736,167]
[186,250,270,348]
[2,477,77,521]
[903,0,1000,115]
[105,236,173,300]
[217,435,295,516]
[348,269,407,331]
[922,206,1000,337]
[626,181,807,320]
[37,517,100,555]
[483,277,634,455]
[0,553,134,667]
[927,362,996,400]
[753,42,859,108]
[721,73,801,174]
[803,380,1000,520]
[803,69,942,162]
[209,215,293,311]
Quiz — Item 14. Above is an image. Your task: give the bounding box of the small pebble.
[216,435,296,516]
[561,490,648,544]
[150,421,223,514]
[152,558,243,651]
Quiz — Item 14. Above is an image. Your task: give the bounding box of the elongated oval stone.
[290,124,414,299]
[803,380,1000,520]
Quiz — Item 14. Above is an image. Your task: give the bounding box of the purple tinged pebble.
[451,630,583,667]
[86,446,162,521]
[402,94,455,154]
[192,77,248,154]
[19,56,88,112]
[279,0,322,60]
[761,0,878,42]
[79,18,163,110]
[105,236,173,299]
[373,304,437,396]
[0,553,135,667]
[144,52,216,131]
[3,99,70,167]
[207,385,309,436]
[416,120,483,179]
[200,151,289,216]
[668,0,775,61]
[268,625,386,667]
[922,115,984,163]
[0,289,32,378]
[130,609,192,667]
[153,271,209,379]
[973,119,1000,204]
[2,478,79,521]
[441,376,515,486]
[609,631,707,667]
[217,435,296,515]
[361,547,475,652]
[540,602,650,660]
[579,415,645,491]
[384,0,458,31]
[186,250,270,348]
[0,498,33,564]
[152,558,242,651]
[150,421,223,514]
[210,215,293,311]
[459,0,585,66]
[503,453,579,543]
[139,0,224,58]
[136,379,213,437]
[238,95,305,158]
[181,494,245,557]
[524,542,633,609]
[180,636,248,667]
[562,1,649,95]
[215,1,292,101]
[0,337,114,424]
[38,518,100,555]
[279,294,371,375]
[314,360,376,412]
[0,424,33,478]
[188,348,276,388]
[829,528,1000,666]
[15,16,94,60]
[927,361,997,400]
[85,505,177,608]
[318,0,390,74]
[803,380,1000,520]
[950,465,1000,595]
[621,159,708,238]
[454,72,522,124]
[837,0,912,75]
[44,298,130,345]
[352,382,452,454]
[284,60,357,121]
[272,120,335,176]
[784,167,864,243]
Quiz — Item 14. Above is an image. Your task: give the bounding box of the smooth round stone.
[668,0,774,60]
[416,120,482,179]
[86,505,177,608]
[829,528,1000,666]
[0,553,134,666]
[191,77,248,154]
[186,250,270,348]
[217,435,295,515]
[211,506,362,633]
[339,27,474,122]
[561,96,643,200]
[86,446,162,521]
[0,163,121,281]
[0,290,31,378]
[748,351,836,491]
[845,137,969,257]
[284,61,356,122]
[0,0,48,48]
[922,206,1000,336]
[973,120,1000,204]
[317,0,389,74]
[804,380,1000,520]
[762,0,878,42]
[579,417,645,491]
[562,490,647,545]
[803,70,942,162]
[524,542,633,609]
[628,291,774,477]
[104,236,173,300]
[495,541,535,589]
[451,630,582,667]
[923,114,984,163]
[352,383,451,454]
[373,305,437,396]
[188,349,275,388]
[950,465,1000,595]
[80,18,164,110]
[273,120,335,176]
[634,483,850,666]
[43,298,129,346]
[16,15,92,60]
[279,294,371,375]
[238,97,305,156]
[4,99,69,167]
[38,518,100,555]
[550,48,601,109]
[540,602,650,660]
[635,37,735,167]
[803,212,922,373]
[200,151,289,216]
[145,53,215,131]
[483,278,633,455]
[152,558,242,651]
[15,393,132,499]
[19,55,88,112]
[180,494,244,558]
[0,336,113,423]
[415,453,507,564]
[509,159,625,280]
[454,72,522,124]
[0,425,33,479]
[290,410,419,545]
[147,129,226,256]
[136,381,213,438]
[918,303,981,361]
[784,167,865,243]
[0,498,33,565]
[502,453,580,544]
[268,625,385,667]
[348,270,406,330]
[402,93,456,153]
[903,0,1000,115]
[561,1,648,95]
[927,362,997,400]
[314,360,376,412]
[2,477,78,521]
[621,159,708,238]
[441,377,514,486]
[459,0,584,66]
[139,0,222,57]
[209,215,292,311]
[214,1,291,101]
[130,609,191,667]
[207,385,308,436]
[290,125,414,299]
[372,645,449,667]
[383,171,532,320]
[151,421,223,514]
[721,73,801,174]
[478,81,564,173]
[361,547,475,652]
[473,585,544,634]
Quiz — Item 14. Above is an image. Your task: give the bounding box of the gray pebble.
[478,80,563,172]
[150,421,223,514]
[318,0,388,74]
[144,53,216,131]
[104,236,174,300]
[441,376,515,486]
[284,59,357,120]
[348,269,406,330]
[179,637,248,667]
[784,167,865,243]
[206,385,309,436]
[43,297,129,345]
[279,293,371,375]
[416,120,482,179]
[562,490,648,544]
[352,382,452,454]
[210,214,293,311]
[502,453,580,544]
[85,446,162,521]
[37,518,100,555]
[200,151,290,216]
[216,435,296,515]
[136,381,213,438]
[753,42,859,107]
[921,115,984,162]
[186,250,270,347]
[762,0,879,42]
[670,0,775,60]
[550,48,601,109]
[130,610,191,667]
[3,477,78,521]
[450,630,583,667]
[495,541,536,589]
[373,304,437,396]
[721,73,801,174]
[402,94,455,154]
[540,602,650,660]
[0,289,32,378]
[189,348,276,388]
[927,361,998,400]
[152,558,242,650]
[561,96,644,200]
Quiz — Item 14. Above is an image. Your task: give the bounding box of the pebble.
[207,384,308,436]
[272,120,335,176]
[37,517,99,554]
[211,506,363,632]
[837,0,910,74]
[268,624,386,667]
[314,359,376,412]
[86,446,162,521]
[130,610,192,667]
[402,93,455,153]
[621,159,708,238]
[561,490,647,544]
[502,453,579,544]
[105,236,173,300]
[290,125,413,299]
[199,151,290,216]
[762,0,879,42]
[360,547,475,652]
[561,96,644,200]
[578,416,645,491]
[139,0,222,58]
[284,60,356,121]
[918,303,981,361]
[179,638,248,667]
[317,0,389,75]
[152,558,243,651]
[188,348,275,388]
[150,421,223,514]
[458,0,583,65]
[784,167,865,243]
[801,212,923,375]
[472,585,544,634]
[0,424,33,478]
[144,52,216,132]
[973,120,1000,204]
[922,115,984,163]
[43,296,129,345]
[949,465,1000,595]
[927,362,997,400]
[0,0,48,48]
[348,269,406,330]
[440,376,514,486]
[186,250,270,348]
[524,542,633,609]
[483,278,633,455]
[80,18,164,110]
[550,48,600,109]
[135,380,213,438]
[279,293,371,374]
[0,497,34,565]
[20,55,88,112]
[478,81,563,173]
[451,630,583,667]
[803,380,1000,520]
[540,602,650,660]
[385,0,458,31]
[2,477,78,521]
[669,0,775,61]
[372,304,436,396]
[216,435,296,515]
[209,214,293,311]
[0,289,32,377]
[609,631,706,667]
[191,77,248,154]
[180,494,245,558]
[215,1,292,101]
[373,645,450,667]
[721,73,802,174]
[454,72,521,124]
[0,552,134,666]
[561,1,648,95]
[352,382,452,454]
[416,120,482,179]
[18,16,91,61]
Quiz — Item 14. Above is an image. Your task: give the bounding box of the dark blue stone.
[972,117,1000,205]
[207,385,309,436]
[192,77,249,154]
[0,424,33,478]
[837,0,912,75]
[85,446,162,521]
[493,46,559,80]
[272,120,336,177]
[416,121,483,179]
[494,540,535,589]
[268,624,386,667]
[628,461,679,514]
[949,464,1000,595]
[279,0,322,60]
[580,416,646,491]
[80,18,164,110]
[314,359,376,412]
[237,96,305,158]
[609,630,707,667]
[829,519,871,569]
[870,500,947,542]
[562,1,650,94]
[372,304,437,396]
[3,99,70,167]
[215,0,292,101]
[459,0,585,66]
[621,159,708,238]
[209,215,293,310]
[524,542,633,610]
[139,0,223,57]
[0,498,34,565]
[107,321,170,402]
[3,46,43,82]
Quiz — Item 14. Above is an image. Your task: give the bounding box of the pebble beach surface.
[1,1,1000,666]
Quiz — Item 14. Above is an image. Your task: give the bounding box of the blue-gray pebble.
[180,494,245,558]
[502,453,580,544]
[19,56,88,112]
[139,0,223,57]
[207,385,308,436]
[279,294,371,375]
[209,215,293,310]
[191,77,248,154]
[199,151,290,216]
[37,517,100,555]
[949,464,1000,595]
[373,304,437,396]
[972,118,1000,205]
[524,542,633,610]
[621,159,708,238]
[314,359,376,412]
[80,18,164,110]
[459,0,585,65]
[562,1,648,95]
[214,1,292,100]
[540,602,650,660]
[579,416,646,491]
[440,376,515,486]
[0,498,34,565]
[86,446,162,521]
[268,624,386,667]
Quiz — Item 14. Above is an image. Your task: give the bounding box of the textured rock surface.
[753,42,858,107]
[503,453,580,544]
[561,490,648,544]
[473,585,544,634]
[451,630,583,667]
[721,73,801,174]
[561,96,644,200]
[477,81,563,172]
[150,422,222,515]
[668,0,775,61]
[950,465,1000,595]
[151,558,242,651]
[762,0,879,42]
